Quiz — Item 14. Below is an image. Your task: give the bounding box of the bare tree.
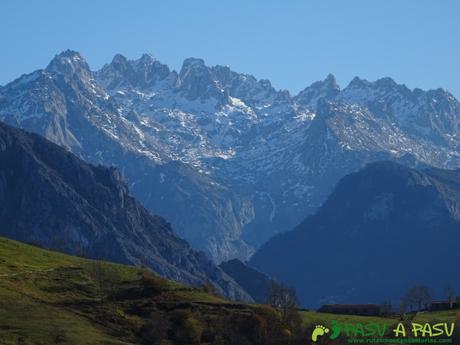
[380,300,392,315]
[87,261,120,300]
[266,281,302,341]
[201,281,220,297]
[404,285,432,311]
[49,328,67,345]
[399,300,407,320]
[50,234,67,253]
[75,242,89,258]
[444,285,455,309]
[267,281,298,310]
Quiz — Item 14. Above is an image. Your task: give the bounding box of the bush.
[139,269,165,297]
[86,261,120,299]
[172,310,204,345]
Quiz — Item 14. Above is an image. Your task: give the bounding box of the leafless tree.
[267,281,302,342]
[399,300,407,320]
[444,285,455,309]
[267,281,298,310]
[380,300,392,315]
[49,328,67,345]
[75,242,89,258]
[50,235,66,253]
[87,261,120,300]
[404,285,432,311]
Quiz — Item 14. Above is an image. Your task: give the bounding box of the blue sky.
[1,0,459,97]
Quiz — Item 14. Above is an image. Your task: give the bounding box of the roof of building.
[320,304,380,309]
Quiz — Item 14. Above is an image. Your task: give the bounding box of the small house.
[318,304,381,316]
[429,300,459,311]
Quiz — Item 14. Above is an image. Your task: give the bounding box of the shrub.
[172,310,204,345]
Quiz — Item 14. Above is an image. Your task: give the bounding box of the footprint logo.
[311,325,329,342]
[330,320,341,340]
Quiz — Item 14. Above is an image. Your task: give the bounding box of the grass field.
[300,310,397,326]
[0,237,151,344]
[0,237,296,344]
[300,309,460,326]
[299,307,460,344]
[0,237,236,344]
[0,236,458,344]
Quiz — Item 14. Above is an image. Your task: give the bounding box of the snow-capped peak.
[3,50,460,262]
[96,53,172,91]
[295,73,340,107]
[46,50,92,79]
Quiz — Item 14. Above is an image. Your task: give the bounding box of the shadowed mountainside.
[0,121,251,301]
[251,161,460,307]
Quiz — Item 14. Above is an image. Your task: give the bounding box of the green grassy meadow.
[0,236,458,345]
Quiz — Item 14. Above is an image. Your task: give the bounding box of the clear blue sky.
[1,0,459,97]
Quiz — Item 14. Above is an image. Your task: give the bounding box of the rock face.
[250,161,460,307]
[1,50,460,262]
[0,121,252,301]
[0,51,254,262]
[219,259,276,303]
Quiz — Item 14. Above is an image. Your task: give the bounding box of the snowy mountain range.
[1,50,459,262]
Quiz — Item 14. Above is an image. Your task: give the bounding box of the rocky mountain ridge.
[1,50,460,261]
[0,121,251,301]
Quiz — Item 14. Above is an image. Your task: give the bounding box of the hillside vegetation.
[0,237,306,345]
[1,236,458,344]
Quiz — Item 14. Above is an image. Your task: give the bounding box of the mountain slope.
[0,236,307,345]
[0,51,255,262]
[1,236,458,344]
[2,50,460,261]
[0,120,251,301]
[250,161,460,307]
[219,259,276,303]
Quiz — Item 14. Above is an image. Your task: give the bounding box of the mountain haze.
[1,50,460,261]
[0,121,251,301]
[250,161,460,307]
